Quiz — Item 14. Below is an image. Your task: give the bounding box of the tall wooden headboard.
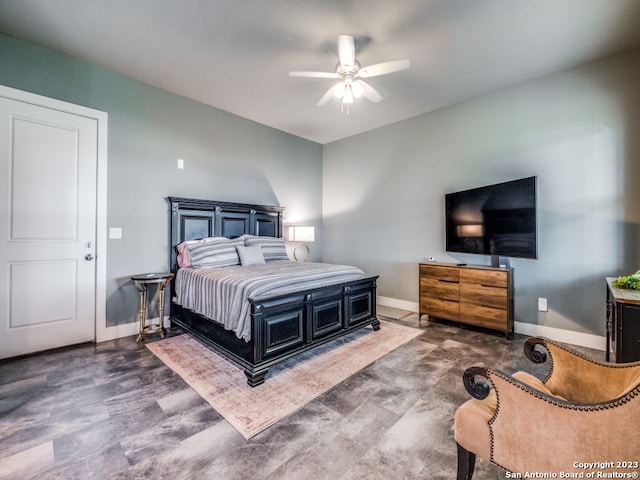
[167,196,285,274]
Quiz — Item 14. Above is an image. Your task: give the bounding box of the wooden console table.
[606,277,640,363]
[419,262,514,338]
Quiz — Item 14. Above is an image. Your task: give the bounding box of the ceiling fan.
[289,34,410,113]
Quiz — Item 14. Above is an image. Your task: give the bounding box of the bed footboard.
[246,276,379,386]
[169,276,378,386]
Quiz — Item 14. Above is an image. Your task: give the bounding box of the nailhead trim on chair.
[525,336,640,384]
[477,339,640,472]
[487,368,639,414]
[484,369,640,475]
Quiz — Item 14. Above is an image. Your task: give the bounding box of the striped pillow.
[244,236,290,262]
[176,236,223,268]
[186,237,244,268]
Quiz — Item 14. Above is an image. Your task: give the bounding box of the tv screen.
[445,176,537,259]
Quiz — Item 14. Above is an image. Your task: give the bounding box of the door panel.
[0,97,97,358]
[11,117,80,240]
[9,260,77,327]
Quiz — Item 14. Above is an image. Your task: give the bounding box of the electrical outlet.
[177,158,184,169]
[538,297,548,312]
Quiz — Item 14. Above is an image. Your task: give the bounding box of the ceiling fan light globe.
[333,82,345,98]
[351,81,363,98]
[343,86,354,104]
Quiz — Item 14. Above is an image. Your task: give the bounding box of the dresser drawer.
[460,302,508,330]
[420,264,459,282]
[459,268,507,287]
[420,276,459,302]
[420,297,459,321]
[459,282,507,309]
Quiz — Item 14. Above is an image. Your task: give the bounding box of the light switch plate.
[109,227,122,239]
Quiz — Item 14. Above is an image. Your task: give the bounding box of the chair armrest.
[462,364,561,403]
[461,364,640,474]
[462,365,492,399]
[524,336,640,402]
[523,336,550,364]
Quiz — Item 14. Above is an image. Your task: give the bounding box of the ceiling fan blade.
[337,34,355,67]
[359,80,383,103]
[317,86,336,106]
[359,59,410,78]
[289,71,340,79]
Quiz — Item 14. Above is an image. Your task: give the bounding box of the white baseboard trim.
[97,321,138,342]
[100,300,606,353]
[96,316,170,342]
[377,296,419,313]
[514,321,606,352]
[377,296,606,352]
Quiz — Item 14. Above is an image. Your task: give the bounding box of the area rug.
[146,320,422,439]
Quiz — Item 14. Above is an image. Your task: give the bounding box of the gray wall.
[0,34,323,327]
[3,31,639,337]
[323,49,640,336]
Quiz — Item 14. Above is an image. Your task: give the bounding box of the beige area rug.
[147,320,422,439]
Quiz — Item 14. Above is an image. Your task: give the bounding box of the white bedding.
[174,261,365,341]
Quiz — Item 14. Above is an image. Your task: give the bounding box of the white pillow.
[237,245,266,266]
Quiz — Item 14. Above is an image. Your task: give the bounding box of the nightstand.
[131,272,174,342]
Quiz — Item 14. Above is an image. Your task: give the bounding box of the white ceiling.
[1,0,640,144]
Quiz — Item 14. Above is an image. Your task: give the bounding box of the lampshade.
[288,225,315,242]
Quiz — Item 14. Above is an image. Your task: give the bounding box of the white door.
[0,96,98,359]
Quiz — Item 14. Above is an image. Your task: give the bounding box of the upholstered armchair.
[454,337,640,480]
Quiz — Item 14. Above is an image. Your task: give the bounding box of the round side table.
[131,272,174,343]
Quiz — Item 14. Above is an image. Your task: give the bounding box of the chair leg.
[456,442,476,480]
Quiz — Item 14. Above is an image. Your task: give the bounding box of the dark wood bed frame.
[167,197,380,386]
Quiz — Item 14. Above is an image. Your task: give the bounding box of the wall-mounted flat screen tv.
[445,176,537,260]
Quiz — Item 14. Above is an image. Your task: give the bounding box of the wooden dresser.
[419,262,514,337]
[606,277,640,363]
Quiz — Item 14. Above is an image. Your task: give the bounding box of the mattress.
[174,261,365,341]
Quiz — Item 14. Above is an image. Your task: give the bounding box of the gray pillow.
[236,245,266,266]
[187,237,243,268]
[244,236,290,262]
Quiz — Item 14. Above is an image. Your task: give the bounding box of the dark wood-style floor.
[0,307,603,480]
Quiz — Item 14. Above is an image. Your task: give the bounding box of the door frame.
[0,85,110,343]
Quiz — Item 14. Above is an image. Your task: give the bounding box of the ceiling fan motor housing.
[336,60,360,76]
